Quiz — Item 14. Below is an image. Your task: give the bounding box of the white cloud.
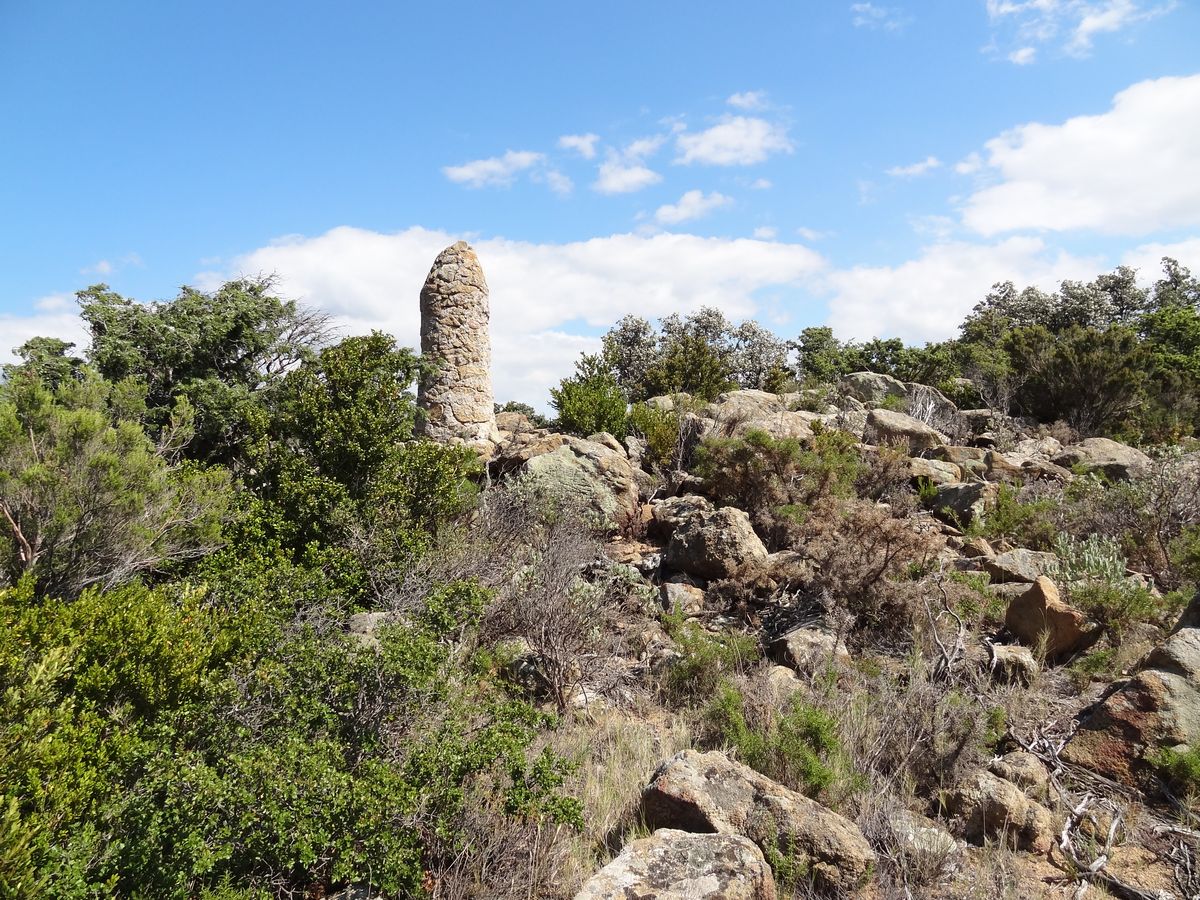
[955,152,984,175]
[909,214,956,239]
[536,169,574,196]
[727,90,768,110]
[675,116,793,166]
[623,135,667,160]
[1121,236,1200,281]
[825,236,1099,343]
[886,155,942,177]
[192,226,825,408]
[986,0,1176,59]
[750,178,773,190]
[80,252,143,277]
[82,259,113,276]
[0,309,88,365]
[590,135,668,194]
[963,74,1200,236]
[753,226,778,239]
[796,227,826,241]
[557,133,600,159]
[442,150,545,188]
[655,190,733,225]
[593,159,662,194]
[851,2,908,30]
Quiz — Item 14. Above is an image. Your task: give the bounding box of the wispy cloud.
[986,0,1177,60]
[727,90,768,110]
[80,252,143,277]
[592,135,667,194]
[886,155,942,177]
[753,226,778,239]
[442,150,545,188]
[557,133,600,159]
[655,189,733,225]
[851,2,909,30]
[675,116,793,166]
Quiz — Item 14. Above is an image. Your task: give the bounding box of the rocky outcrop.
[1005,576,1100,658]
[865,409,948,452]
[1054,437,1151,481]
[933,482,995,527]
[944,770,1055,853]
[417,242,496,444]
[769,624,850,674]
[1064,590,1200,786]
[841,371,907,404]
[985,549,1059,584]
[642,750,875,891]
[989,751,1050,800]
[497,433,639,525]
[651,495,716,542]
[989,643,1039,685]
[574,829,777,900]
[666,507,768,580]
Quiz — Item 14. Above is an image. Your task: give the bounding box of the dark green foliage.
[702,681,845,798]
[659,617,759,705]
[550,353,628,437]
[79,279,329,465]
[627,401,685,470]
[272,332,424,495]
[0,576,578,898]
[694,425,862,540]
[0,372,231,598]
[1005,324,1152,436]
[1152,744,1200,798]
[967,484,1059,550]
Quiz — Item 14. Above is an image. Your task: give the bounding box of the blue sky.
[2,0,1199,404]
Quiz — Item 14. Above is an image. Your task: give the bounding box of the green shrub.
[627,401,683,470]
[969,484,1058,549]
[701,681,855,801]
[1151,744,1200,798]
[660,619,759,705]
[550,353,628,437]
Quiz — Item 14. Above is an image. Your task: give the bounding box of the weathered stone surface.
[885,809,960,870]
[347,611,389,650]
[1054,437,1151,482]
[642,750,875,892]
[666,507,768,580]
[494,410,534,433]
[704,389,787,420]
[651,494,715,541]
[510,434,640,524]
[933,482,995,527]
[1064,590,1200,786]
[731,411,819,443]
[841,371,907,404]
[865,408,948,452]
[985,549,1059,584]
[944,771,1054,853]
[990,751,1050,800]
[574,828,777,900]
[662,581,706,615]
[769,625,850,674]
[1005,576,1099,658]
[988,643,1039,685]
[961,536,994,559]
[765,665,805,699]
[417,242,496,443]
[910,456,962,486]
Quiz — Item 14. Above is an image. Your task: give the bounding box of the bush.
[1152,744,1200,799]
[659,618,759,705]
[701,680,849,799]
[550,353,628,437]
[627,401,687,471]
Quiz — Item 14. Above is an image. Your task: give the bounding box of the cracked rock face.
[417,241,496,443]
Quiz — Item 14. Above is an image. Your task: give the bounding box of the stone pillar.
[417,241,496,443]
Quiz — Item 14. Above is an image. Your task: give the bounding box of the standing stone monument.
[417,241,497,443]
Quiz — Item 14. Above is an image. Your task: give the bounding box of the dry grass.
[545,708,693,888]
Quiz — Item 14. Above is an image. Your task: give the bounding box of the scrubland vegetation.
[6,258,1200,898]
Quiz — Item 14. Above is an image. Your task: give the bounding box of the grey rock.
[642,750,875,892]
[865,408,949,452]
[985,549,1059,584]
[666,507,768,580]
[574,828,777,900]
[1054,437,1151,482]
